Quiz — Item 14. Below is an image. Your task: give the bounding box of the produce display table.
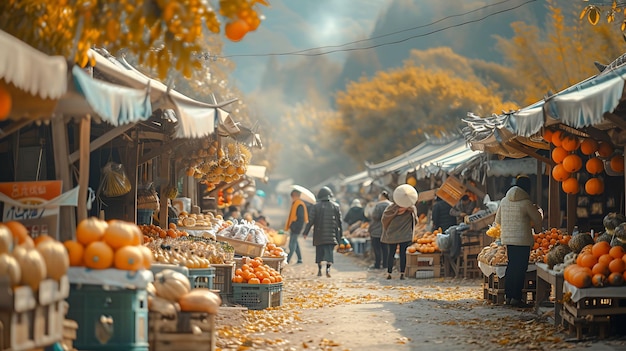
[534,263,564,326]
[479,262,537,305]
[561,281,626,340]
[67,267,154,289]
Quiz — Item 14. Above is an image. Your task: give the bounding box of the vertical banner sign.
[0,181,63,238]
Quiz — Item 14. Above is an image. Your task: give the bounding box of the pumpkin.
[153,269,191,302]
[76,217,108,246]
[562,154,583,173]
[561,135,580,152]
[597,142,614,158]
[137,245,153,269]
[562,177,579,194]
[610,155,624,173]
[178,288,221,314]
[585,158,604,175]
[543,129,553,142]
[103,220,141,250]
[608,272,624,286]
[13,245,47,291]
[5,221,30,245]
[585,178,604,195]
[0,253,21,287]
[615,222,626,241]
[551,130,564,146]
[113,245,143,271]
[146,282,157,296]
[592,273,606,287]
[551,147,569,164]
[64,240,85,266]
[0,224,13,254]
[33,235,53,246]
[580,138,598,155]
[36,240,70,280]
[148,295,180,318]
[551,164,570,182]
[83,241,114,269]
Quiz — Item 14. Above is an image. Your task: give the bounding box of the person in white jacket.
[495,175,543,308]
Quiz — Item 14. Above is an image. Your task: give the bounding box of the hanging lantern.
[0,86,11,121]
[585,157,604,175]
[561,135,580,152]
[552,164,571,182]
[562,154,583,173]
[562,177,579,194]
[580,139,598,155]
[551,147,569,163]
[585,178,604,195]
[551,130,564,146]
[406,176,417,187]
[597,141,614,158]
[610,154,624,173]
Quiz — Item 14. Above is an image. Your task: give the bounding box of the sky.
[221,0,394,93]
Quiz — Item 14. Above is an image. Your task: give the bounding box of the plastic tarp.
[0,30,67,100]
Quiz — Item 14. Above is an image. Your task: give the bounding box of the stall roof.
[340,170,371,187]
[408,142,482,180]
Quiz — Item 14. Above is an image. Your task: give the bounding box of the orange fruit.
[592,262,610,277]
[64,240,85,266]
[598,253,613,266]
[591,241,611,258]
[609,258,626,274]
[609,246,624,259]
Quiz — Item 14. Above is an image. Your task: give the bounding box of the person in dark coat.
[343,199,369,231]
[303,187,343,278]
[367,191,392,269]
[431,197,457,232]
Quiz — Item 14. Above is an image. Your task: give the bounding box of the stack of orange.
[63,217,153,271]
[263,243,285,258]
[408,229,440,253]
[531,228,571,263]
[232,256,283,284]
[139,223,189,242]
[564,241,626,288]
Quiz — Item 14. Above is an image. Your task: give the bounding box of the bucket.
[137,209,154,225]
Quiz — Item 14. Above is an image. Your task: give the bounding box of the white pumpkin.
[13,245,47,291]
[0,224,12,254]
[153,269,191,302]
[36,240,70,280]
[0,253,21,287]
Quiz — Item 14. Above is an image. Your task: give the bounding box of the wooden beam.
[604,112,626,131]
[139,139,186,164]
[582,126,613,144]
[51,117,75,241]
[77,115,91,222]
[68,122,137,163]
[138,131,166,141]
[0,119,33,140]
[507,140,556,167]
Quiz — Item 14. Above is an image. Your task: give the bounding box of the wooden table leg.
[554,274,563,327]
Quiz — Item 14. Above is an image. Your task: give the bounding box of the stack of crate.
[211,263,235,301]
[483,269,536,305]
[405,253,442,279]
[149,311,216,351]
[561,287,626,340]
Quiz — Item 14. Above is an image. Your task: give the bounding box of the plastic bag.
[100,162,132,197]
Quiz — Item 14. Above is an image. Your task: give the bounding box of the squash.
[0,253,21,287]
[13,245,47,291]
[148,295,180,318]
[63,240,85,267]
[103,220,141,250]
[178,288,222,314]
[0,224,13,254]
[113,245,143,271]
[146,282,157,296]
[4,221,29,246]
[153,269,191,302]
[137,245,153,269]
[76,217,108,246]
[36,240,70,280]
[83,241,114,269]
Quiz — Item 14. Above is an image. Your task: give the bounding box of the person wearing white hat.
[380,185,418,280]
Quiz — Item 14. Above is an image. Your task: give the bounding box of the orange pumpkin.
[592,273,607,287]
[114,245,144,271]
[137,245,153,269]
[609,258,625,274]
[551,130,564,146]
[609,246,624,259]
[83,241,114,269]
[585,157,604,175]
[5,221,30,245]
[561,177,579,194]
[551,147,569,164]
[561,135,579,152]
[76,217,108,246]
[64,240,85,266]
[543,129,553,142]
[610,154,624,173]
[0,86,12,121]
[570,269,592,288]
[608,272,624,286]
[580,138,598,155]
[551,164,570,182]
[225,19,250,42]
[597,142,614,158]
[585,178,604,195]
[33,234,53,246]
[0,224,13,254]
[562,154,582,172]
[592,241,611,258]
[103,220,141,249]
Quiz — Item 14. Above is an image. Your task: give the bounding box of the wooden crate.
[561,305,612,340]
[62,319,78,351]
[435,175,466,207]
[215,235,265,257]
[149,312,215,351]
[406,253,442,278]
[0,276,68,351]
[482,271,537,305]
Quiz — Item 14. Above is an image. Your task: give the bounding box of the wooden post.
[548,165,561,228]
[125,132,140,223]
[159,150,170,228]
[76,115,91,222]
[51,116,75,241]
[536,159,544,228]
[567,193,577,234]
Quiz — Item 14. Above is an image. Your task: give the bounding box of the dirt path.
[214,205,626,351]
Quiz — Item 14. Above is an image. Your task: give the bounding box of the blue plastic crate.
[65,284,148,351]
[188,267,215,289]
[232,283,283,310]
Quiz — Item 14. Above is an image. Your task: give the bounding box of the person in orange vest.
[284,189,309,264]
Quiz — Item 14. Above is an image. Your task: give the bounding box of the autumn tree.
[495,0,625,105]
[0,0,269,78]
[333,51,518,164]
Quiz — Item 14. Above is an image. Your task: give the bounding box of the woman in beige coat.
[495,175,542,308]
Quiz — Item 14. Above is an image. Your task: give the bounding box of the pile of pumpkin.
[0,221,69,291]
[232,256,283,284]
[407,229,441,253]
[140,223,189,242]
[530,228,571,263]
[546,129,624,195]
[262,242,285,258]
[148,269,221,320]
[563,241,626,288]
[63,217,153,271]
[144,236,232,268]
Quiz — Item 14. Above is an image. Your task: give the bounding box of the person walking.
[495,175,543,308]
[303,186,343,278]
[381,186,418,280]
[284,189,309,264]
[367,191,392,270]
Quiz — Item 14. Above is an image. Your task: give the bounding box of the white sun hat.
[392,184,419,208]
